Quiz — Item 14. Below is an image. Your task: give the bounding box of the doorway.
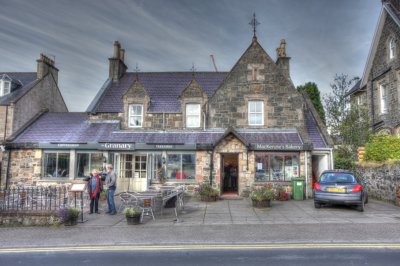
[221,154,239,195]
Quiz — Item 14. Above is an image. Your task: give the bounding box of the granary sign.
[39,142,196,151]
[252,143,313,151]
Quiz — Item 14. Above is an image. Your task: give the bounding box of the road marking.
[1,244,400,253]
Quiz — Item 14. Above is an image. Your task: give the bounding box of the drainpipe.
[3,106,8,140]
[305,152,309,199]
[209,150,214,186]
[5,148,11,189]
[329,148,334,169]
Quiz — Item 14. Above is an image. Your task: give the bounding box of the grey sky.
[0,0,381,111]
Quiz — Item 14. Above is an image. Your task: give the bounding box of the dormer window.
[0,80,11,96]
[186,104,200,128]
[128,104,143,127]
[390,38,396,59]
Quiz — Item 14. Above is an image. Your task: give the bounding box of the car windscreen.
[319,173,356,183]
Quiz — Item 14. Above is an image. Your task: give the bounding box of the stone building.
[348,0,400,135]
[0,54,68,188]
[4,35,333,198]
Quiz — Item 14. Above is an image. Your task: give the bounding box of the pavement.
[1,197,400,248]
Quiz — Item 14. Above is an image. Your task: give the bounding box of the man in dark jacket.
[105,164,117,215]
[88,169,103,214]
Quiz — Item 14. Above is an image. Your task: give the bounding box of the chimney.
[109,41,127,81]
[36,53,59,83]
[275,39,291,80]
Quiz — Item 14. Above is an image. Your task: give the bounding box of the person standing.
[105,164,117,215]
[88,169,103,214]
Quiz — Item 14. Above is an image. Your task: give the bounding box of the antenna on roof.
[210,55,218,72]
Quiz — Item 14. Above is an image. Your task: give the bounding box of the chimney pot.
[113,41,120,58]
[119,49,125,62]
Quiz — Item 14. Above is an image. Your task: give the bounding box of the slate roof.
[92,72,227,113]
[306,111,327,149]
[13,113,304,146]
[345,79,362,97]
[0,72,37,105]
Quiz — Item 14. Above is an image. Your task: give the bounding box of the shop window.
[43,152,70,178]
[135,155,147,178]
[167,153,196,180]
[76,152,103,177]
[129,104,143,127]
[149,153,163,181]
[255,153,299,181]
[248,101,264,126]
[380,84,388,114]
[186,104,200,128]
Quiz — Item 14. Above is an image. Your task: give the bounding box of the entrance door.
[118,154,148,192]
[221,154,239,194]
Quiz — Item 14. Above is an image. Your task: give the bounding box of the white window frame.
[186,103,201,128]
[128,104,143,128]
[380,84,388,114]
[390,38,396,59]
[0,80,11,96]
[248,101,264,126]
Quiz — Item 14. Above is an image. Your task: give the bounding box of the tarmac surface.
[1,197,400,248]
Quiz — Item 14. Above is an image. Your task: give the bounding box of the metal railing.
[0,186,70,212]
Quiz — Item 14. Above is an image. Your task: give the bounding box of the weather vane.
[249,12,260,37]
[190,63,196,76]
[134,63,140,81]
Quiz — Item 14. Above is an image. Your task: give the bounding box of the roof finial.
[134,63,140,81]
[190,63,196,78]
[249,12,260,39]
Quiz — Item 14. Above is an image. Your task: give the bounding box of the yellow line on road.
[1,244,400,253]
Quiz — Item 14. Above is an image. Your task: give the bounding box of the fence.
[0,187,70,212]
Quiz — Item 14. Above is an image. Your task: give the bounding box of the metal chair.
[140,197,155,222]
[118,192,138,213]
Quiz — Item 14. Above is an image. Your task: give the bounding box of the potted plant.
[250,187,274,208]
[124,206,141,225]
[57,207,81,226]
[195,183,220,202]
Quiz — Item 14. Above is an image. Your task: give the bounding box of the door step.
[220,194,243,200]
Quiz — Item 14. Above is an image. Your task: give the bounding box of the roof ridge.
[124,71,228,74]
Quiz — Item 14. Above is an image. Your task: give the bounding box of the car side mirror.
[363,180,369,184]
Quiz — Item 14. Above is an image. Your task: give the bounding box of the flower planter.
[201,194,218,202]
[126,214,141,225]
[64,215,78,226]
[252,199,271,208]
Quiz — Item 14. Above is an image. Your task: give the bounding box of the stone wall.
[0,211,60,226]
[0,105,14,140]
[354,162,400,201]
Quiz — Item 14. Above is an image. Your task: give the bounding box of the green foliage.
[250,184,289,201]
[124,206,140,216]
[334,146,355,169]
[297,82,326,125]
[364,134,400,162]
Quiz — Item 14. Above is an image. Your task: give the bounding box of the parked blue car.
[314,169,369,212]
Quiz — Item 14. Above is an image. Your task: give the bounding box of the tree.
[297,82,326,125]
[324,74,370,160]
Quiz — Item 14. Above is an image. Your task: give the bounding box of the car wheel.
[357,200,364,212]
[314,201,321,209]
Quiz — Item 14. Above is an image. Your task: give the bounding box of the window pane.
[76,153,90,177]
[57,153,70,177]
[154,154,163,181]
[167,154,181,180]
[249,102,256,112]
[270,155,284,181]
[91,153,103,172]
[249,114,256,125]
[129,116,142,127]
[255,153,269,181]
[254,113,262,124]
[182,154,195,179]
[284,155,299,181]
[187,115,200,127]
[186,104,200,115]
[255,101,262,112]
[44,153,57,178]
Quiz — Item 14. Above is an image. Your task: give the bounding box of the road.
[1,244,400,266]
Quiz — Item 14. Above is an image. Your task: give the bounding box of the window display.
[255,153,299,181]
